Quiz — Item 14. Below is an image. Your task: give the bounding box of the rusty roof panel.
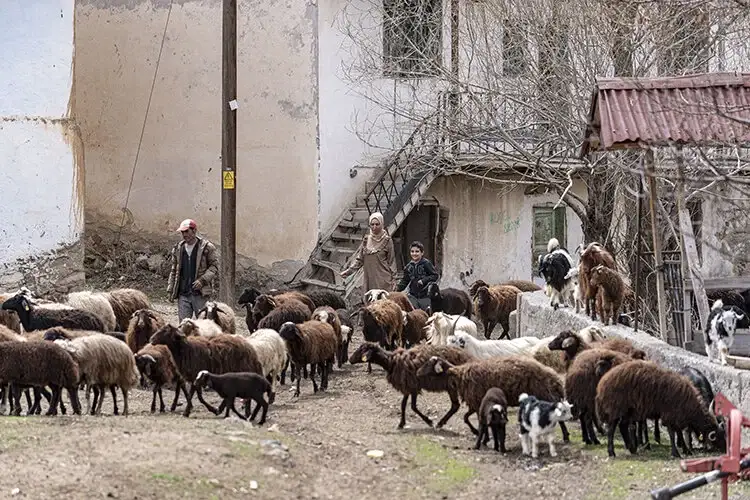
[581,72,750,157]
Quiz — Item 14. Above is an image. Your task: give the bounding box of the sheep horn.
[140,354,156,364]
[707,430,717,442]
[449,315,461,335]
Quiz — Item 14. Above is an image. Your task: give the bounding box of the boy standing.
[395,241,439,311]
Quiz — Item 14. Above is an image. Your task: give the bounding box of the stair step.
[348,207,371,220]
[337,219,365,231]
[311,258,342,271]
[300,278,345,292]
[331,231,363,242]
[321,245,356,256]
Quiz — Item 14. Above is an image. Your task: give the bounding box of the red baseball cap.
[176,219,197,232]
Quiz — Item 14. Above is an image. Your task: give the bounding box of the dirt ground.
[1,298,749,500]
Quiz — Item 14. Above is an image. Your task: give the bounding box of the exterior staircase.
[289,124,439,302]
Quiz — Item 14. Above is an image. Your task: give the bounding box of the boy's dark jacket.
[396,258,439,299]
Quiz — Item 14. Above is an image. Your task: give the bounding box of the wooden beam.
[684,277,750,291]
[645,149,669,342]
[220,0,237,305]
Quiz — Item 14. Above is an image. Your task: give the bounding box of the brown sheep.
[589,265,626,326]
[106,288,151,332]
[476,387,509,453]
[273,291,316,315]
[278,320,337,397]
[578,242,616,320]
[473,285,521,339]
[547,329,646,368]
[126,309,166,354]
[349,342,474,429]
[364,289,414,312]
[360,299,405,371]
[565,348,632,445]
[468,280,491,299]
[403,309,429,348]
[500,280,542,292]
[417,355,569,441]
[596,360,721,458]
[256,300,312,332]
[149,324,262,417]
[135,343,187,413]
[312,306,344,368]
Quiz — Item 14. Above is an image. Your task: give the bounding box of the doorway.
[392,202,443,276]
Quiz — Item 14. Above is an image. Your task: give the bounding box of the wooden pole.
[645,149,669,342]
[676,149,709,351]
[220,0,237,305]
[634,173,643,332]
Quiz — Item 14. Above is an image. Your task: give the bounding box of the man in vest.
[167,219,219,321]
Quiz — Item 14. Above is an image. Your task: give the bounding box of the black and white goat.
[518,392,573,458]
[537,238,576,310]
[705,299,746,365]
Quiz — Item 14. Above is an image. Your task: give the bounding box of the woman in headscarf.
[340,212,396,293]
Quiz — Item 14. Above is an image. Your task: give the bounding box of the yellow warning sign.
[223,171,235,190]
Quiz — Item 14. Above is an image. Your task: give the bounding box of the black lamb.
[2,294,106,333]
[194,370,272,424]
[426,283,473,317]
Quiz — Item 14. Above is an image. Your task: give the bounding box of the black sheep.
[2,294,106,333]
[476,387,508,453]
[426,283,473,317]
[194,370,272,424]
[305,289,347,311]
[678,366,725,452]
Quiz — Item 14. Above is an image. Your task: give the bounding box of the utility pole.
[220,0,237,305]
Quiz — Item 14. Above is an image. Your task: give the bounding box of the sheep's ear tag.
[361,354,368,362]
[23,303,29,311]
[434,363,443,374]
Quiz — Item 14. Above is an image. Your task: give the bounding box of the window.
[502,19,528,77]
[383,0,442,78]
[532,205,567,274]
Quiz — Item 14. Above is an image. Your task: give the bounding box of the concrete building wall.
[0,1,84,292]
[426,176,586,289]
[74,0,319,275]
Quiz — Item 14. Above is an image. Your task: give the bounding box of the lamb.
[105,288,151,332]
[518,393,574,458]
[424,311,478,346]
[403,309,429,348]
[304,289,347,311]
[0,341,82,416]
[447,330,541,360]
[704,298,746,365]
[180,318,224,338]
[473,285,521,339]
[577,242,616,320]
[565,348,633,445]
[538,238,576,310]
[475,387,509,453]
[336,308,354,362]
[349,342,474,429]
[149,324,263,417]
[595,360,722,458]
[360,298,405,358]
[426,283,472,317]
[2,293,107,333]
[196,301,236,335]
[242,328,287,402]
[312,306,344,367]
[256,299,312,332]
[417,355,570,441]
[364,289,414,312]
[194,370,273,424]
[126,308,166,354]
[589,265,626,326]
[278,320,337,397]
[65,291,118,332]
[50,331,140,416]
[134,343,187,413]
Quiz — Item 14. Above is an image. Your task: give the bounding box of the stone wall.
[517,290,750,417]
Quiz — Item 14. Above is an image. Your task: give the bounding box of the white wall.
[427,176,585,289]
[0,1,83,264]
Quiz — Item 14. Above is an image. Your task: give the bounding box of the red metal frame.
[679,393,750,499]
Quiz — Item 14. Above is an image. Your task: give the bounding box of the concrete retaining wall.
[517,290,750,417]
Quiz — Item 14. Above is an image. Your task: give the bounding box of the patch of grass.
[408,436,477,494]
[151,472,184,483]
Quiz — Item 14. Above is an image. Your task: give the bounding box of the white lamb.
[447,331,541,359]
[424,311,478,346]
[241,328,287,402]
[179,318,223,338]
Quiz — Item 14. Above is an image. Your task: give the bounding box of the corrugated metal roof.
[580,72,750,158]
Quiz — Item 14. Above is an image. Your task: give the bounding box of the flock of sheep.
[0,236,737,464]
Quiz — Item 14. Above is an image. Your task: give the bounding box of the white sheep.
[424,311,478,346]
[241,328,288,402]
[447,331,541,359]
[66,291,118,332]
[179,318,223,338]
